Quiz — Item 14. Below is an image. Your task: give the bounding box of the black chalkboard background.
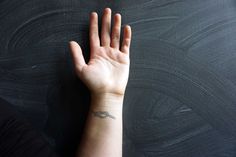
[1,0,236,157]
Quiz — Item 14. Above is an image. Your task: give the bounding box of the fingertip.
[69,41,78,49]
[114,13,121,23]
[69,41,75,49]
[90,12,98,22]
[115,13,121,18]
[104,7,111,13]
[126,25,131,28]
[69,41,82,55]
[91,11,97,15]
[69,40,76,45]
[91,12,98,17]
[125,25,131,32]
[125,25,132,38]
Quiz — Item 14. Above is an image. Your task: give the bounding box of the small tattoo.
[92,111,116,119]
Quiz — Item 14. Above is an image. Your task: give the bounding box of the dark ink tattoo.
[92,111,116,119]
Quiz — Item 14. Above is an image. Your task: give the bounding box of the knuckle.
[90,30,98,36]
[91,24,98,29]
[112,34,120,41]
[124,39,130,45]
[102,36,110,44]
[112,28,120,41]
[113,27,120,33]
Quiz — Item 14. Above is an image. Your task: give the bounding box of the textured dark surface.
[1,0,236,156]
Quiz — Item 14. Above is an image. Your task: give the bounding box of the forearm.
[77,93,124,157]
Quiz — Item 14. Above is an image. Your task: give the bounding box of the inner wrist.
[90,92,124,110]
[91,92,125,101]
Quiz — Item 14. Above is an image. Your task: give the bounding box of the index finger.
[90,12,100,49]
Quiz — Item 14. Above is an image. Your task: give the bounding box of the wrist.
[91,92,124,101]
[90,92,124,110]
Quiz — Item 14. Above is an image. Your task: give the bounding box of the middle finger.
[101,8,112,46]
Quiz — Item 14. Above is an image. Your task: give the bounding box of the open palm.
[69,8,132,95]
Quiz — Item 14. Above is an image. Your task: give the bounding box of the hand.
[69,8,132,96]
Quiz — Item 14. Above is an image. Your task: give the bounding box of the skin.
[69,8,131,157]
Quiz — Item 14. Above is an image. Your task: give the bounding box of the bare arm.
[69,8,132,157]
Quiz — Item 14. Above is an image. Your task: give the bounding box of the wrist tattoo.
[92,111,116,119]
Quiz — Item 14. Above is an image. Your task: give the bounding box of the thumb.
[69,41,87,73]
